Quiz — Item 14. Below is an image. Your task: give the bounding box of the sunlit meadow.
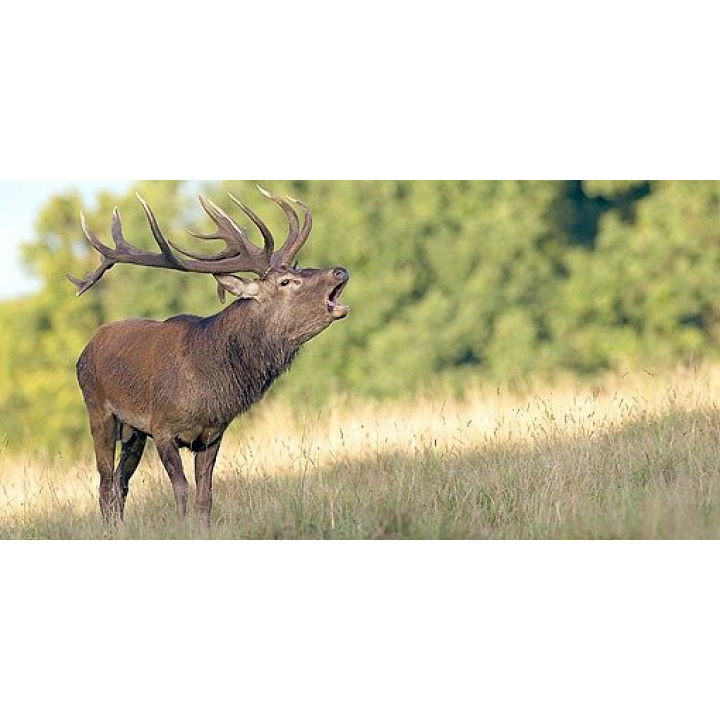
[1,365,719,539]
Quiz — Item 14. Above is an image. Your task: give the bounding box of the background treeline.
[1,180,719,453]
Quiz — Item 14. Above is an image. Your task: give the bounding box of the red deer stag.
[68,186,349,529]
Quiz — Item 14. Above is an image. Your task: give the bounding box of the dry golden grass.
[2,364,720,538]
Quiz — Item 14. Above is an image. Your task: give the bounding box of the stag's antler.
[67,186,314,296]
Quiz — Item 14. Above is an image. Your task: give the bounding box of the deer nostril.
[333,267,349,282]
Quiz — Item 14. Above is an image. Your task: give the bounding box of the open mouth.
[326,279,349,319]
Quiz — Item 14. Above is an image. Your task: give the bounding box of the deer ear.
[214,274,260,304]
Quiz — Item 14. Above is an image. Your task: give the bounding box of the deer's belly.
[107,402,152,437]
[107,395,225,449]
[175,426,224,449]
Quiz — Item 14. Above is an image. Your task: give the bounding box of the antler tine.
[287,194,313,250]
[256,185,307,267]
[66,254,115,296]
[257,187,313,267]
[80,210,114,256]
[111,207,133,252]
[136,193,186,269]
[227,192,275,259]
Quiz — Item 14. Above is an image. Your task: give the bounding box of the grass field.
[2,365,720,539]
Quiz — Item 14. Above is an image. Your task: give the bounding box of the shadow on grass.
[5,407,720,539]
[209,406,720,539]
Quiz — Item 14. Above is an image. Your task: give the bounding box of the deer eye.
[279,278,291,287]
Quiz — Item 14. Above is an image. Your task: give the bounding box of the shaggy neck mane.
[199,299,299,419]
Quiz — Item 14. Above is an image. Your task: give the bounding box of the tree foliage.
[1,180,718,453]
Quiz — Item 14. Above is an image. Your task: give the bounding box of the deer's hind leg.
[88,411,120,524]
[155,437,190,521]
[113,425,148,518]
[194,433,224,533]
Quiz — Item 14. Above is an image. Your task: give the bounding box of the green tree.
[555,181,720,371]
[2,179,719,454]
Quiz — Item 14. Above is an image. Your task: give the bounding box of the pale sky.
[0,180,133,299]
